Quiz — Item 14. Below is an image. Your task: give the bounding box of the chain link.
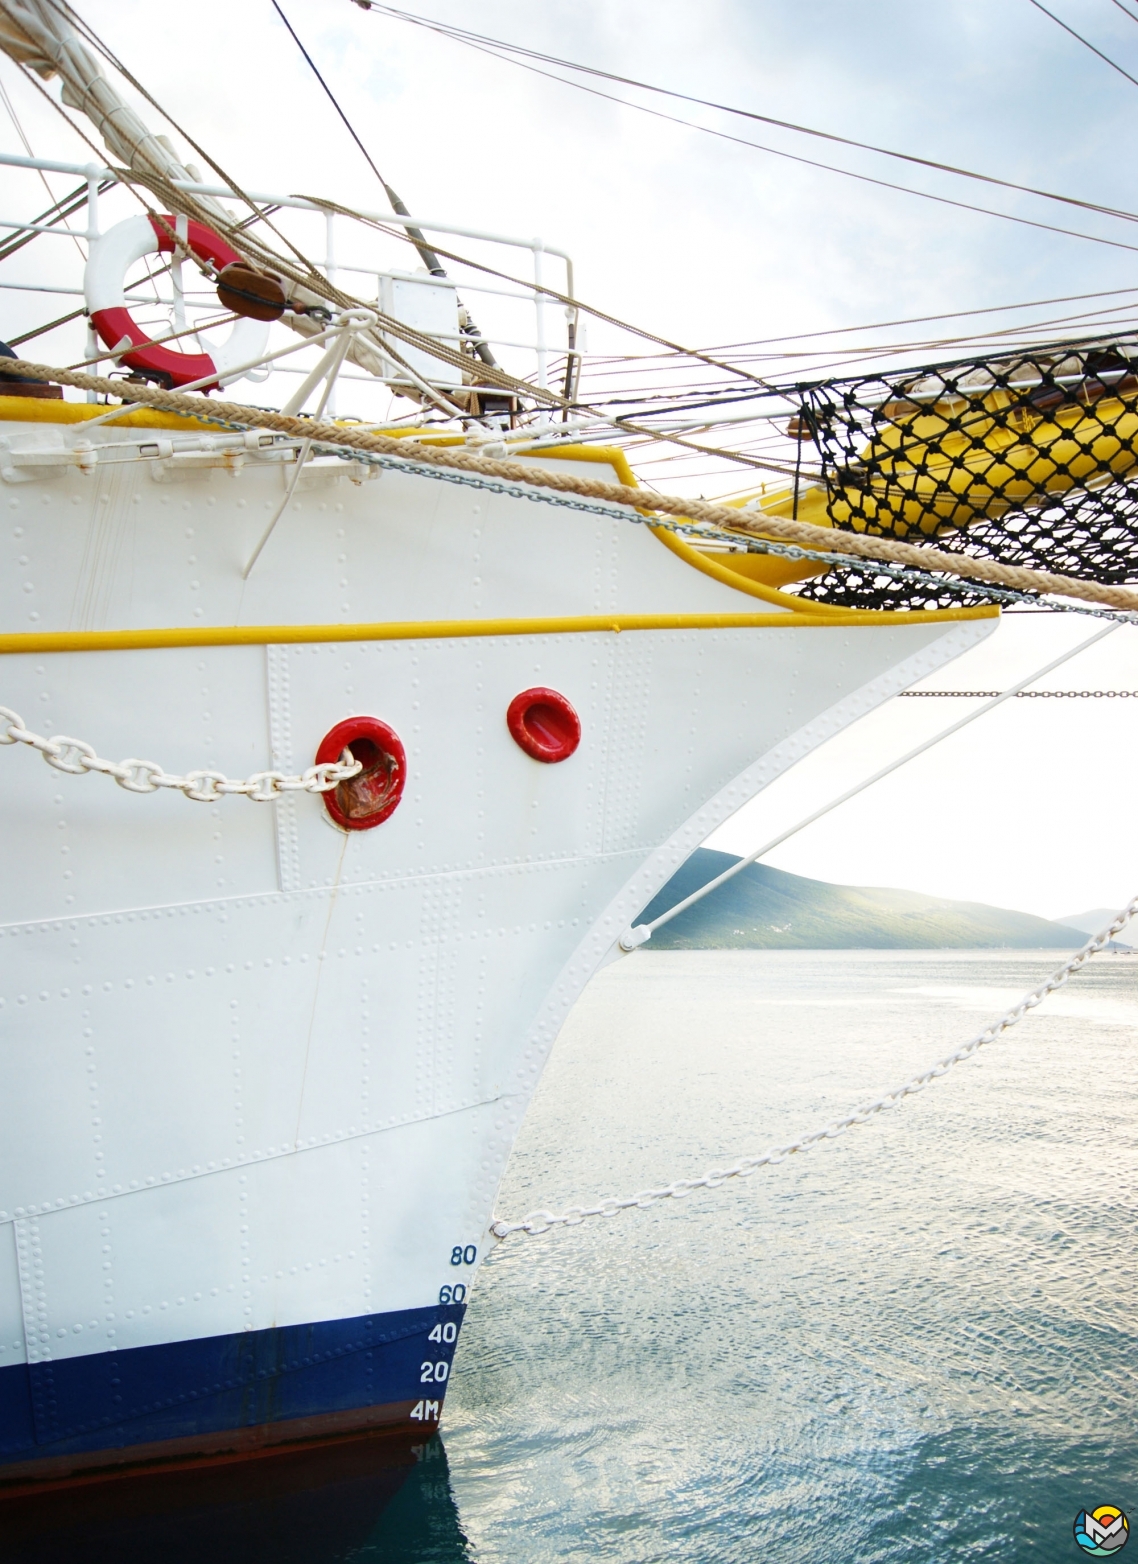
[490,895,1138,1239]
[899,689,1138,698]
[0,705,361,802]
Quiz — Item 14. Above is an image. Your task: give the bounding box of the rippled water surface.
[12,950,1138,1562]
[440,949,1138,1563]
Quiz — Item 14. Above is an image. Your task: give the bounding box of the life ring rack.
[84,214,271,391]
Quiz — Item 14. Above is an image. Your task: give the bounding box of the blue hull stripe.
[0,1303,464,1466]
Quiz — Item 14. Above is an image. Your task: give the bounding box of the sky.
[3,0,1138,919]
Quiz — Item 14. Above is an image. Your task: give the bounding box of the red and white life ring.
[84,215,271,390]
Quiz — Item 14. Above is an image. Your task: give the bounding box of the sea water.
[438,949,1138,1563]
[12,950,1138,1561]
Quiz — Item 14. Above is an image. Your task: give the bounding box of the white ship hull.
[0,413,996,1480]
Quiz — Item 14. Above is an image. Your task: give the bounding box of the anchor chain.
[0,704,360,802]
[490,896,1138,1239]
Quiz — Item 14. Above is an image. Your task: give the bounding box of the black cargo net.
[783,338,1138,610]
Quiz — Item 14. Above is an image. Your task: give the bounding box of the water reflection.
[1,1433,472,1564]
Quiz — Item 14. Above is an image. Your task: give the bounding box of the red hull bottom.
[0,1414,462,1564]
[0,1396,435,1496]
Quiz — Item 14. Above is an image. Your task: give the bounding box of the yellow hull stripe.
[0,605,997,656]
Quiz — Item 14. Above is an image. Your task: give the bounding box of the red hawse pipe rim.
[316,716,407,831]
[506,688,582,763]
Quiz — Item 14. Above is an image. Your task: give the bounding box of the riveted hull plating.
[0,436,996,1482]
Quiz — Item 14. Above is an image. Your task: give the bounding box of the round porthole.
[506,688,581,763]
[315,717,406,831]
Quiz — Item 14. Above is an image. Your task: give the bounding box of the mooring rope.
[3,356,1138,612]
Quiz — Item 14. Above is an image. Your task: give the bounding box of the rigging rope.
[362,3,1138,253]
[361,4,1138,231]
[35,0,778,442]
[490,895,1138,1239]
[272,0,499,370]
[1026,0,1138,90]
[3,355,1138,612]
[270,1,443,284]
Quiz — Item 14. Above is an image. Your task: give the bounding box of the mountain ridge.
[637,850,1088,950]
[1055,907,1136,949]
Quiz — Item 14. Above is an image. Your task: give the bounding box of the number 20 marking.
[421,1360,449,1383]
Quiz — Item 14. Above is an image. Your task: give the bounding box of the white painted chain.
[0,705,361,803]
[491,895,1138,1239]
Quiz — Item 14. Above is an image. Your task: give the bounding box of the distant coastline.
[636,850,1091,950]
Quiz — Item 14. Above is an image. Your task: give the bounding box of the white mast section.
[0,0,230,224]
[0,3,394,386]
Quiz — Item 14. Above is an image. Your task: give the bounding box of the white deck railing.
[0,151,577,416]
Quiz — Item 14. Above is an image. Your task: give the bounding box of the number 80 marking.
[450,1245,477,1266]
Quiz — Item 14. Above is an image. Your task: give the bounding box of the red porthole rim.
[315,716,406,831]
[506,688,581,764]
